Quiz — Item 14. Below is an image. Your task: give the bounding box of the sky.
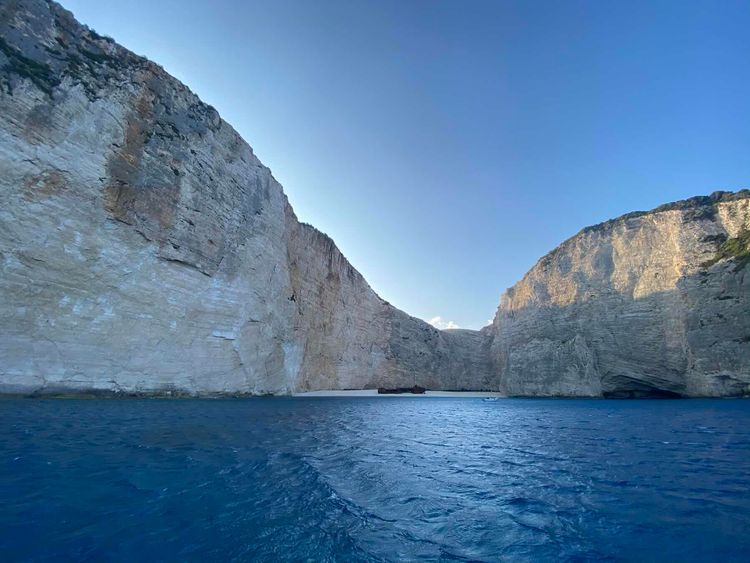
[62,0,750,329]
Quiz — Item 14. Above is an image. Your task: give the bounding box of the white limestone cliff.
[489,193,750,397]
[0,0,747,397]
[0,0,492,395]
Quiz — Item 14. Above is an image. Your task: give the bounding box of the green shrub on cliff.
[703,229,750,270]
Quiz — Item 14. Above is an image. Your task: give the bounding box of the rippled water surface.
[1,398,750,561]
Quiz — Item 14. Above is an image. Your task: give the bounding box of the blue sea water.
[1,398,749,562]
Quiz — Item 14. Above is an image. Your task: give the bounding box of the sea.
[1,397,749,561]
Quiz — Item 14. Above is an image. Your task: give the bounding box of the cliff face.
[284,218,495,391]
[0,0,492,395]
[1,1,748,398]
[489,192,750,397]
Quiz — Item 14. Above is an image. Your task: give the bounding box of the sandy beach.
[292,390,505,398]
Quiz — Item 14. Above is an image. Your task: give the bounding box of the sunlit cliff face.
[499,199,750,313]
[491,194,750,398]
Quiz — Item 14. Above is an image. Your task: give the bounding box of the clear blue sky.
[62,0,749,329]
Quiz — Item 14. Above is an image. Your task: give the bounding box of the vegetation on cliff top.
[702,228,750,271]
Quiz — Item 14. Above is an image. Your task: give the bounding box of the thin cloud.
[428,316,460,330]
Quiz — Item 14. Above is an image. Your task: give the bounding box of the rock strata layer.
[0,1,748,397]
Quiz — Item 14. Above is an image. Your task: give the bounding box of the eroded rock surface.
[1,1,747,397]
[0,0,493,395]
[489,192,750,397]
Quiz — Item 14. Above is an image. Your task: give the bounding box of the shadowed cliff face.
[490,194,750,397]
[0,1,747,397]
[0,0,492,395]
[283,210,496,391]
